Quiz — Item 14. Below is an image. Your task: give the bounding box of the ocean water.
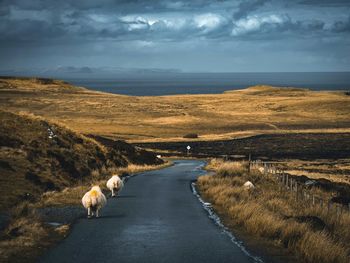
[65,72,350,96]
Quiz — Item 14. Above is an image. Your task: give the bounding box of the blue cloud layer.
[0,0,349,72]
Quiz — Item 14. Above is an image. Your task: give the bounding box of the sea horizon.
[62,72,350,96]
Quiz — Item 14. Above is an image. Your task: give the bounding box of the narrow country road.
[40,160,257,263]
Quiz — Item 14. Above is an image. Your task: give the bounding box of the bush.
[216,161,247,177]
[183,133,198,139]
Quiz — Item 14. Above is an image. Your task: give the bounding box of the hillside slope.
[0,110,161,211]
[0,77,349,142]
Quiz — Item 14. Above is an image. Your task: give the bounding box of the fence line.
[249,160,350,215]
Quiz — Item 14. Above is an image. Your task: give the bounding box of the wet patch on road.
[191,181,264,263]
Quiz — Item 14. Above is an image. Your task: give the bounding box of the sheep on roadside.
[82,186,107,218]
[243,181,255,190]
[258,167,265,174]
[106,175,124,197]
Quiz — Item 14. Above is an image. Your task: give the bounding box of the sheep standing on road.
[106,175,124,197]
[82,186,107,218]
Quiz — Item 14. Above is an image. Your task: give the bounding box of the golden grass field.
[1,78,349,142]
[199,159,350,263]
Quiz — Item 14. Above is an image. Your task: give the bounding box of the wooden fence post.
[280,171,283,183]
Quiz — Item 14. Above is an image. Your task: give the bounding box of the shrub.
[183,133,198,139]
[298,231,348,263]
[217,161,247,177]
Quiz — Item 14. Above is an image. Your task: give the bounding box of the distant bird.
[82,186,107,218]
[243,181,255,190]
[106,175,124,197]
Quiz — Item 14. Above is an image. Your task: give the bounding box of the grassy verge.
[37,161,172,207]
[197,159,350,263]
[0,161,171,263]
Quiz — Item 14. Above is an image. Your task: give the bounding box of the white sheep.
[243,181,255,190]
[106,175,124,197]
[81,186,107,218]
[258,167,265,174]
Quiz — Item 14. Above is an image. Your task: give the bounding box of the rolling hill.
[0,77,349,142]
[0,110,162,211]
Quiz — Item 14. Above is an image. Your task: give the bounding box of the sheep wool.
[82,186,107,218]
[106,175,124,197]
[243,181,255,190]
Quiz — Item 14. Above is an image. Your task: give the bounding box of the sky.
[0,0,350,75]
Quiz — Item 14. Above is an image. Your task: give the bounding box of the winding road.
[40,160,258,263]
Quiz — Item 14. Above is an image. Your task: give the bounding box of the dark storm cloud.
[0,4,9,16]
[233,0,268,20]
[0,1,233,42]
[0,0,349,72]
[299,0,350,6]
[0,0,340,41]
[0,18,66,41]
[332,16,350,32]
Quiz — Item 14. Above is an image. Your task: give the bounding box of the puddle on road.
[191,182,264,263]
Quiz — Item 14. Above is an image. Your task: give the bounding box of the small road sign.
[186,145,191,156]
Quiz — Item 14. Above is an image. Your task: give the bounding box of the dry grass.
[0,201,69,263]
[198,160,350,263]
[216,161,248,177]
[0,110,129,211]
[276,159,350,185]
[109,162,172,175]
[1,78,350,142]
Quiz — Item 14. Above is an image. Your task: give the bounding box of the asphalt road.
[40,160,257,263]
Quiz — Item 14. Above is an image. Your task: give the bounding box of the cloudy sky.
[0,0,349,74]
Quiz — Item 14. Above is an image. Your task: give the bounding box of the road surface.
[40,160,258,263]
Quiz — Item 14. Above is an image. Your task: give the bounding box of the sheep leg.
[87,207,92,219]
[111,188,115,197]
[96,209,99,218]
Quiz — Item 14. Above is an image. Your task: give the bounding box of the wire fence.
[249,160,350,216]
